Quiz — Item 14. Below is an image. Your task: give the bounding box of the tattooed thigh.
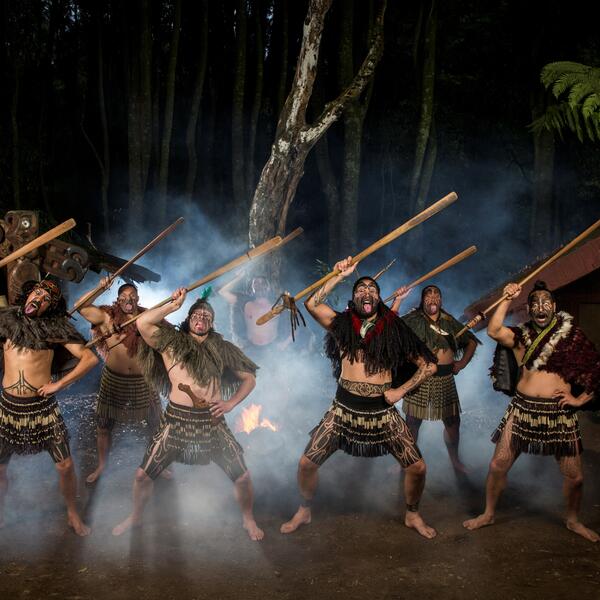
[558,454,583,481]
[491,415,519,471]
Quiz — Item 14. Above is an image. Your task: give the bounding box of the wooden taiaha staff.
[0,218,76,269]
[68,217,184,316]
[256,191,458,325]
[85,235,283,348]
[383,245,478,304]
[456,218,600,337]
[214,227,304,291]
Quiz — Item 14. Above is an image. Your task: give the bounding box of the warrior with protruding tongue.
[281,257,439,540]
[397,285,479,474]
[74,280,164,485]
[352,277,380,319]
[0,279,98,535]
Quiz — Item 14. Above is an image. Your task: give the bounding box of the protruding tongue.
[363,302,373,315]
[24,303,37,316]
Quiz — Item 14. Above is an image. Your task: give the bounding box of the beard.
[118,299,137,314]
[24,300,42,316]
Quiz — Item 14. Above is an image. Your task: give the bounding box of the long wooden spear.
[456,218,600,337]
[85,235,283,348]
[383,246,477,304]
[256,191,458,325]
[0,219,76,269]
[68,217,184,316]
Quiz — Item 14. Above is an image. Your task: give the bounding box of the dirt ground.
[1,383,599,600]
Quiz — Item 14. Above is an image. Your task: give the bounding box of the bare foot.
[280,506,312,534]
[451,459,469,474]
[159,468,173,480]
[463,513,495,530]
[243,518,265,541]
[86,466,104,484]
[566,520,599,542]
[68,513,91,536]
[112,515,141,536]
[404,511,437,539]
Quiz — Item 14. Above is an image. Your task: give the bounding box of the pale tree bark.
[249,0,387,281]
[408,0,437,246]
[156,0,182,226]
[127,0,153,231]
[232,0,247,212]
[184,0,208,205]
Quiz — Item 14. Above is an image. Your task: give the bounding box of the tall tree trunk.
[231,0,247,214]
[249,0,387,282]
[11,63,21,209]
[530,99,555,250]
[184,0,208,205]
[275,0,289,115]
[338,0,376,256]
[127,0,152,231]
[314,133,340,264]
[156,0,182,225]
[245,2,264,200]
[408,0,437,239]
[97,11,111,242]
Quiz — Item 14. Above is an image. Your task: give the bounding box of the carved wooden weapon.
[0,219,76,269]
[456,218,600,337]
[256,192,458,325]
[68,217,184,316]
[383,246,477,303]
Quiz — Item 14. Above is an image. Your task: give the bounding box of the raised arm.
[384,354,437,405]
[390,285,412,314]
[38,343,99,397]
[304,257,356,329]
[218,271,244,305]
[487,283,520,348]
[137,287,187,348]
[75,276,113,326]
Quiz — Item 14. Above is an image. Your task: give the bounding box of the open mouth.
[361,298,374,315]
[24,302,39,316]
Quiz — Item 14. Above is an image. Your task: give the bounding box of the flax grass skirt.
[491,390,582,457]
[402,363,460,421]
[96,365,160,424]
[0,390,68,455]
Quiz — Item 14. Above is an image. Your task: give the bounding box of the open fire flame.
[234,403,278,434]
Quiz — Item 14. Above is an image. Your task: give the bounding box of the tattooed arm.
[137,287,186,348]
[383,355,437,405]
[304,256,357,330]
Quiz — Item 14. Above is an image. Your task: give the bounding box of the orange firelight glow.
[235,403,279,434]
